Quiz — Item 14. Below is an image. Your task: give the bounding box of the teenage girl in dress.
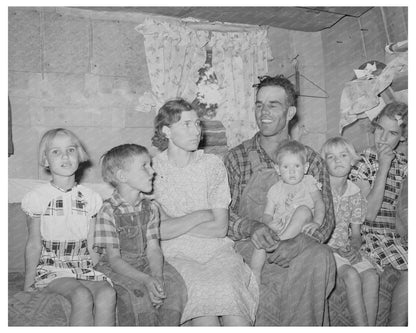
[350,102,408,325]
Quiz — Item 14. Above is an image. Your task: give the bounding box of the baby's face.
[324,145,352,178]
[276,153,307,185]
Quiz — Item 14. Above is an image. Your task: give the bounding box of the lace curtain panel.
[136,18,272,148]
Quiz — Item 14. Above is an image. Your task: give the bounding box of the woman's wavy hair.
[371,102,408,140]
[152,98,194,151]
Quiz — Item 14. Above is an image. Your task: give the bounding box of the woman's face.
[374,115,403,151]
[165,110,202,152]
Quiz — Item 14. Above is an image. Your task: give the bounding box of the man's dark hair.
[253,75,297,107]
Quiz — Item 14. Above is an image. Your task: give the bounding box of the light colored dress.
[327,180,374,273]
[265,174,320,235]
[21,182,110,289]
[153,150,259,324]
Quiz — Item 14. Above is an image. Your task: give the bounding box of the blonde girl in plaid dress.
[22,128,116,326]
[350,102,408,326]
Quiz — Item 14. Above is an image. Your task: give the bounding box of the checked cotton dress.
[350,147,408,271]
[21,183,110,289]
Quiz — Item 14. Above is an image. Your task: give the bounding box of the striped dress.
[349,147,408,271]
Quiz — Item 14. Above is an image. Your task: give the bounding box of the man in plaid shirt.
[223,75,336,326]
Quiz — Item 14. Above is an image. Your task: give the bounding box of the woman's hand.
[187,208,228,238]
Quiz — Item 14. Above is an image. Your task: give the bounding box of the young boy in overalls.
[93,144,186,325]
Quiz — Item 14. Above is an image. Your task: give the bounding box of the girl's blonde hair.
[320,136,360,164]
[38,128,89,168]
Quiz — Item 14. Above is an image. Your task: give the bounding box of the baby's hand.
[144,276,166,308]
[301,222,320,235]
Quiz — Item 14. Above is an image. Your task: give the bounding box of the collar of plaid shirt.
[109,189,146,211]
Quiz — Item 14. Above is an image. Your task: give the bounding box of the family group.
[21,75,408,326]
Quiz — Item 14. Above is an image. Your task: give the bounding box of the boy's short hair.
[101,144,149,187]
[39,128,89,168]
[320,136,360,164]
[275,140,307,164]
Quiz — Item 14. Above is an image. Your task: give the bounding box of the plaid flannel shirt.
[94,190,160,253]
[223,133,335,243]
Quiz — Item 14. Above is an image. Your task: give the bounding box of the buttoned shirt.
[94,190,160,252]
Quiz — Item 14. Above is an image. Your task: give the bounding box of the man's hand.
[250,221,280,250]
[267,233,307,267]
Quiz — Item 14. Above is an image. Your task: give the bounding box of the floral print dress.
[153,150,259,324]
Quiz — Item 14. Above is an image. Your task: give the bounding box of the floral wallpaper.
[136,18,272,148]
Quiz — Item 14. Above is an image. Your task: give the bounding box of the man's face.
[255,86,294,137]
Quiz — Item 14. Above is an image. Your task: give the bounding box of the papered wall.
[9,7,153,183]
[322,7,407,152]
[8,7,407,184]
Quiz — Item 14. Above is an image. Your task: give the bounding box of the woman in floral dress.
[151,99,259,326]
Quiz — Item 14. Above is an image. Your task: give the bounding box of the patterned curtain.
[136,18,207,107]
[209,29,272,147]
[136,18,272,148]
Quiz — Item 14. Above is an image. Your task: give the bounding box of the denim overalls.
[96,199,187,326]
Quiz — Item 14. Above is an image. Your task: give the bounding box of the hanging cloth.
[8,96,14,157]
